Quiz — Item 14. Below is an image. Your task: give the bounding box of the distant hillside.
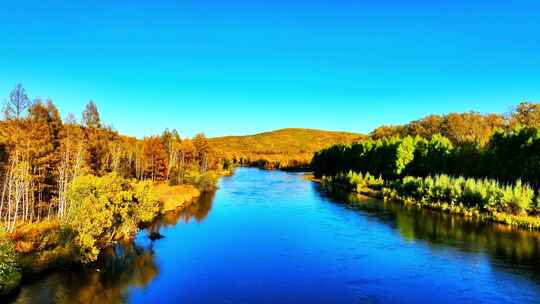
[209,128,365,169]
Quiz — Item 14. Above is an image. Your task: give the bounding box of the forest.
[0,84,230,295]
[2,82,540,296]
[312,102,540,228]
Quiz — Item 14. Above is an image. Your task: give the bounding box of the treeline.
[312,102,540,222]
[313,128,540,188]
[225,152,314,170]
[370,103,540,145]
[313,103,540,186]
[0,84,227,232]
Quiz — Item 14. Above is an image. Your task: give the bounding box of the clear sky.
[1,1,539,138]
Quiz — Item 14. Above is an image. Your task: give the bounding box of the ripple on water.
[8,168,540,304]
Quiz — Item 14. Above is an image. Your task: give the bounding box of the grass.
[153,183,201,213]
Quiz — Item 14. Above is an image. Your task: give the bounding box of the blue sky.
[1,1,539,138]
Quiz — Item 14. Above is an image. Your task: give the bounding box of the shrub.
[196,172,218,192]
[400,176,422,198]
[506,180,534,213]
[324,171,383,193]
[0,234,21,295]
[394,175,534,215]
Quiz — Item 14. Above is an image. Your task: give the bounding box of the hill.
[209,128,365,169]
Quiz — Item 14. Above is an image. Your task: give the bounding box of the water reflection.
[175,191,215,224]
[8,169,540,303]
[145,191,215,239]
[9,192,215,304]
[12,243,157,304]
[317,185,540,281]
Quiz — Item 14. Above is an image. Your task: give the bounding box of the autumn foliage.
[0,84,227,270]
[209,128,365,169]
[0,84,226,233]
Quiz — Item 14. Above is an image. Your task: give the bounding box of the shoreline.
[1,183,203,298]
[313,177,540,231]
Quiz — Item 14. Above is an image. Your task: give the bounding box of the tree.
[0,145,6,169]
[393,136,417,177]
[0,159,34,230]
[66,174,159,262]
[161,129,181,178]
[3,84,30,121]
[82,101,101,129]
[46,100,63,147]
[509,102,540,128]
[142,137,168,181]
[2,85,31,156]
[26,100,62,209]
[82,101,107,174]
[408,134,453,176]
[0,130,7,169]
[486,127,540,188]
[64,112,77,125]
[370,111,505,147]
[370,125,405,140]
[175,139,196,183]
[405,115,443,139]
[436,112,503,146]
[57,119,87,218]
[193,133,211,173]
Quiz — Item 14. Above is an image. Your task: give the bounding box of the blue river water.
[10,168,540,303]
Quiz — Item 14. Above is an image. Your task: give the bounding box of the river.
[8,168,540,303]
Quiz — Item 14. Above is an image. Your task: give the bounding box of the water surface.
[10,168,540,303]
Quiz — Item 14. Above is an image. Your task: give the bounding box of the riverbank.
[7,168,540,303]
[0,182,203,297]
[154,183,201,213]
[382,186,540,230]
[315,173,540,231]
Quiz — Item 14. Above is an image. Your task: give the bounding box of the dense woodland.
[209,128,365,169]
[0,84,233,286]
[313,102,540,182]
[0,84,227,230]
[313,102,540,221]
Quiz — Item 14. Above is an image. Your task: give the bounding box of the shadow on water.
[8,192,216,304]
[8,170,540,303]
[10,243,157,304]
[145,191,215,238]
[315,184,540,281]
